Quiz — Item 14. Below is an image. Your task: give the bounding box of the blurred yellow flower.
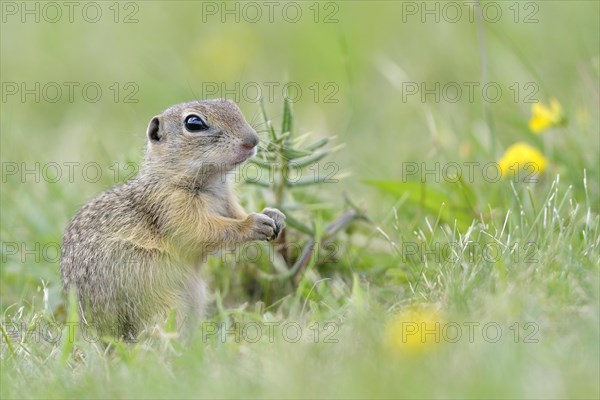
[498,142,547,178]
[384,306,442,354]
[529,98,564,133]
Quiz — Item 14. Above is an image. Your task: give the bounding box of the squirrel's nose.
[242,132,259,149]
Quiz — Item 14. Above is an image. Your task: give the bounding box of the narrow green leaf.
[452,175,478,214]
[286,175,332,187]
[304,137,329,152]
[0,322,15,358]
[164,308,178,333]
[259,97,277,141]
[60,289,79,365]
[283,212,314,236]
[288,152,328,169]
[275,131,292,142]
[282,96,293,135]
[249,158,278,170]
[282,145,312,160]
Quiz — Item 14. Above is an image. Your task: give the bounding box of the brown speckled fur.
[60,99,285,339]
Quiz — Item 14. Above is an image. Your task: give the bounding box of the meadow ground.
[1,1,599,399]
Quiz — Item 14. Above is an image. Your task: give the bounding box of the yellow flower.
[529,98,564,133]
[384,306,443,354]
[498,142,547,178]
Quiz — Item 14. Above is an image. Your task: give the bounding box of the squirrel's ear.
[147,117,162,142]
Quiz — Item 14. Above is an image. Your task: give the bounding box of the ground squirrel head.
[143,99,259,185]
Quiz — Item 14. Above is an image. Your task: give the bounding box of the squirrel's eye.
[184,115,209,132]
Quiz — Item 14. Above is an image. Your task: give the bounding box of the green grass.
[2,175,598,399]
[1,1,599,399]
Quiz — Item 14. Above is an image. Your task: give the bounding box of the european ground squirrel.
[60,99,285,339]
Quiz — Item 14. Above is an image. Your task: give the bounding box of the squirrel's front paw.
[246,212,277,241]
[261,208,286,240]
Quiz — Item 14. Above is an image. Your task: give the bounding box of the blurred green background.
[1,1,599,398]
